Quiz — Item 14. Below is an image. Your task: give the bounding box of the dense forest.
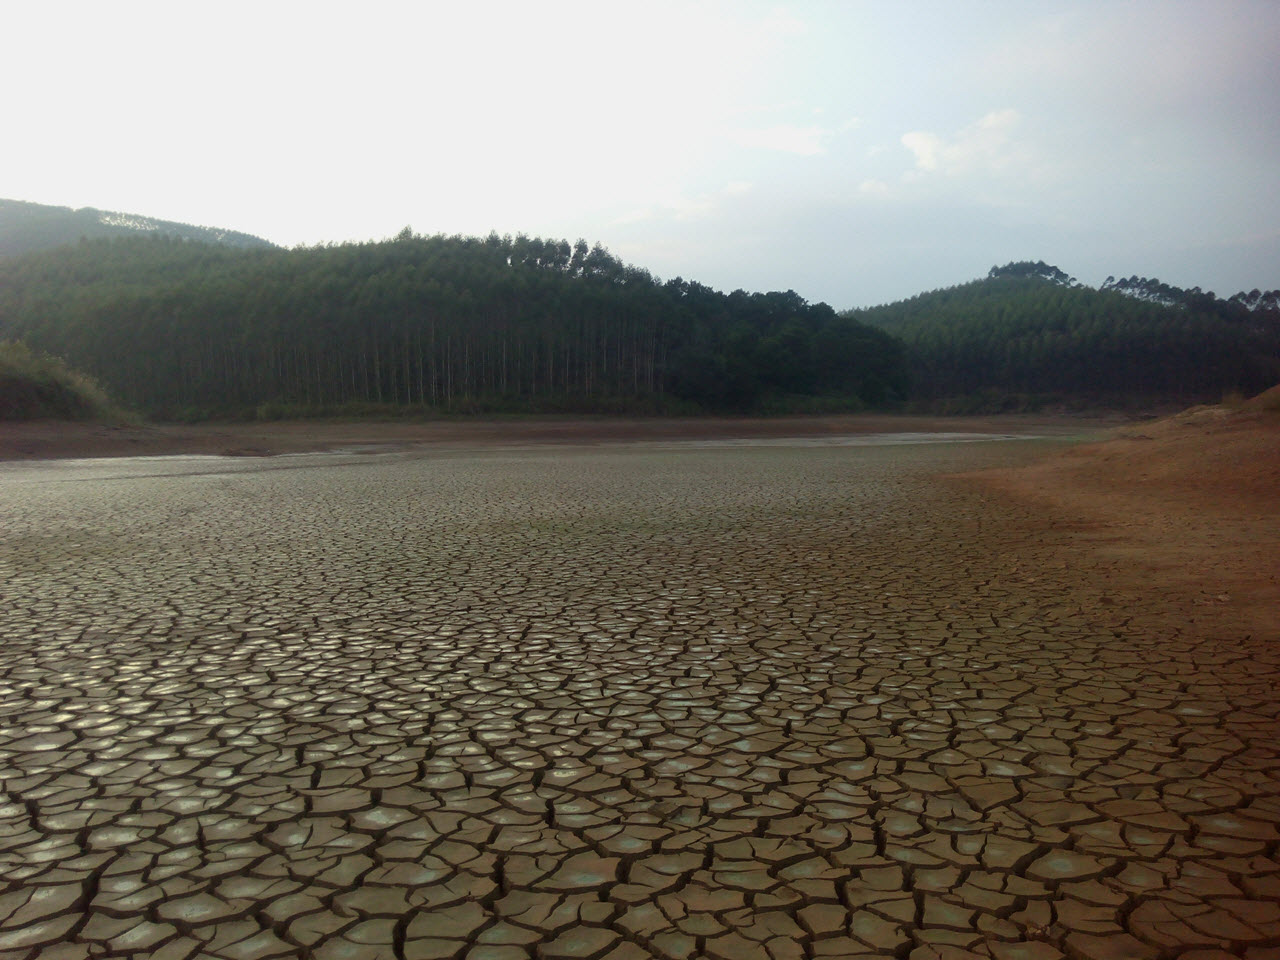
[849,262,1280,408]
[0,198,273,259]
[0,231,906,417]
[0,196,1276,420]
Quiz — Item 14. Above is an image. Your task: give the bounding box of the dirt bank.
[962,390,1280,639]
[0,412,1105,461]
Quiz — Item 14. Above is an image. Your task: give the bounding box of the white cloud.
[900,132,944,173]
[901,109,1026,178]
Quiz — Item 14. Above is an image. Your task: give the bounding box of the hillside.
[849,261,1280,408]
[0,231,906,418]
[0,198,274,258]
[1,216,1276,421]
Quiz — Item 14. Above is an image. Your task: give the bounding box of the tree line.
[847,261,1280,406]
[0,231,907,417]
[1,239,1275,418]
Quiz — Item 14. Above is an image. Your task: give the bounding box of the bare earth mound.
[963,390,1280,639]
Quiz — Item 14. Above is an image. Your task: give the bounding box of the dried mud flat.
[1,414,1278,960]
[0,414,1102,462]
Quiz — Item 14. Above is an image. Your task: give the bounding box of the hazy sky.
[5,1,1277,307]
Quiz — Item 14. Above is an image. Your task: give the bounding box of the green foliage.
[661,286,906,410]
[0,340,126,420]
[0,233,906,418]
[851,267,1280,404]
[4,230,1271,418]
[988,260,1076,286]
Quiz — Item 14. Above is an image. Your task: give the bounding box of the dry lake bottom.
[1,430,1277,959]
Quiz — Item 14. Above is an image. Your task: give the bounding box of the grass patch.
[0,341,132,421]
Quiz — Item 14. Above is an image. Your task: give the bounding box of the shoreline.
[0,412,1117,462]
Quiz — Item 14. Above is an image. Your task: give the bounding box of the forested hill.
[847,262,1280,407]
[0,199,274,258]
[3,235,1275,419]
[0,231,906,417]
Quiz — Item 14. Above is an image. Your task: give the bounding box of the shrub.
[0,340,128,421]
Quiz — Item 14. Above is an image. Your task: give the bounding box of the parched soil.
[7,408,1273,637]
[0,412,1107,461]
[1,410,1277,958]
[962,399,1280,640]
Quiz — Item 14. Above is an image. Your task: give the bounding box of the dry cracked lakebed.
[1,435,1277,960]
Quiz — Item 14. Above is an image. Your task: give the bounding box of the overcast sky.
[5,1,1277,308]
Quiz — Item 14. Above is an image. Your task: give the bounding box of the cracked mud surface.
[1,435,1277,959]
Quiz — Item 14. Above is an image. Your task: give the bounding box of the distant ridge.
[0,198,275,258]
[847,260,1280,408]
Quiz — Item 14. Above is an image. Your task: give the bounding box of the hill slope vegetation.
[0,231,906,418]
[847,262,1280,408]
[0,219,1275,420]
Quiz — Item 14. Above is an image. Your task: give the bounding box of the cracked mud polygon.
[1,434,1277,959]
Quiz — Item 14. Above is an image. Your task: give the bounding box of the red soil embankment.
[964,389,1280,639]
